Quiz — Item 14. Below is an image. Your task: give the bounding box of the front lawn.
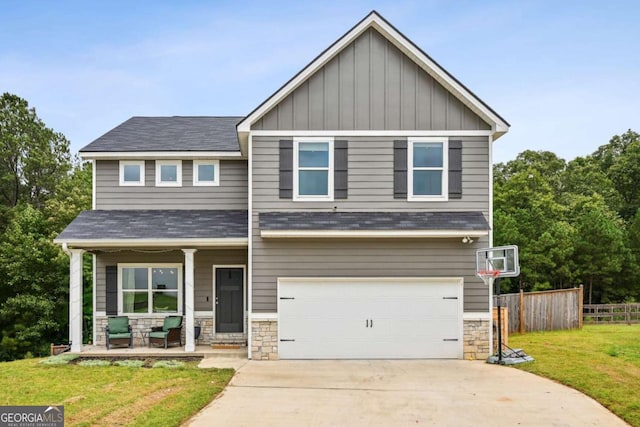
[509,324,640,426]
[0,357,234,426]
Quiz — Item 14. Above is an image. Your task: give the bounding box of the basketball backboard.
[476,245,519,280]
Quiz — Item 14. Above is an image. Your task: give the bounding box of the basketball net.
[477,269,500,287]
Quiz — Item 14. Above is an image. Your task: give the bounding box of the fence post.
[519,289,525,333]
[578,285,583,328]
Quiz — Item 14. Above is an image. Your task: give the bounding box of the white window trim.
[119,160,145,186]
[293,137,334,202]
[155,160,182,187]
[408,137,449,201]
[193,160,220,186]
[117,263,183,316]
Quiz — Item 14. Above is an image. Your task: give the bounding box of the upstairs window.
[294,139,334,201]
[119,161,145,186]
[193,160,220,186]
[156,160,182,187]
[408,139,448,200]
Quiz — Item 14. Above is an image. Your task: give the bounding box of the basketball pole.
[495,276,503,364]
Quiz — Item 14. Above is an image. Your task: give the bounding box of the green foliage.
[0,94,91,361]
[114,359,145,368]
[152,360,185,369]
[39,353,79,365]
[78,359,111,367]
[495,131,640,302]
[0,93,71,209]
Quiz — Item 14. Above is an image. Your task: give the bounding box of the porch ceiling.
[55,210,248,249]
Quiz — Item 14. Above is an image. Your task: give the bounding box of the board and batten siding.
[252,28,491,132]
[95,249,247,312]
[95,160,247,210]
[251,135,490,313]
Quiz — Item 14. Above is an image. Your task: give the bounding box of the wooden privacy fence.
[497,286,583,333]
[583,304,640,324]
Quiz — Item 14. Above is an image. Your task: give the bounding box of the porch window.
[119,264,182,314]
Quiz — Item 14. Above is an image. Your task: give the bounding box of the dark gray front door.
[216,268,244,333]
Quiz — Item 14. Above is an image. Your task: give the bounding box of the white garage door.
[278,278,463,359]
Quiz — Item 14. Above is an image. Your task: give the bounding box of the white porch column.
[68,248,85,352]
[182,249,197,352]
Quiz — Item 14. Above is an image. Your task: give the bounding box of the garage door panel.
[278,279,463,359]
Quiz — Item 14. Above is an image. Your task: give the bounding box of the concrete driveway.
[186,360,628,427]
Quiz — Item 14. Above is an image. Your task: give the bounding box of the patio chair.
[148,316,183,349]
[105,316,133,350]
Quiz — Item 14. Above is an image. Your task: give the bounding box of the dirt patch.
[92,386,184,426]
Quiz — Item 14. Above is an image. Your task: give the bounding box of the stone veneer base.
[250,319,491,361]
[95,315,247,347]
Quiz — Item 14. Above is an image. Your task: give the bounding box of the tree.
[591,130,640,219]
[0,205,69,360]
[0,93,71,211]
[570,195,628,304]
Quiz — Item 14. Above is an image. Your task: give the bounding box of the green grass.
[0,358,234,427]
[509,324,640,426]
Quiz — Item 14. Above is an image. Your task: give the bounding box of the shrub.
[114,360,144,368]
[78,359,111,367]
[39,354,80,365]
[152,360,184,369]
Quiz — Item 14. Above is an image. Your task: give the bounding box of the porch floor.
[73,344,247,359]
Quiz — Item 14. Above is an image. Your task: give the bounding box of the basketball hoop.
[477,269,500,286]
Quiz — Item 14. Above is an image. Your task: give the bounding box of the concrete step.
[205,347,248,359]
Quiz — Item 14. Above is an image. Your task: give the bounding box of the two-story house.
[56,11,509,360]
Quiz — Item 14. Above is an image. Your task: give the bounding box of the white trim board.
[250,312,278,321]
[81,151,243,160]
[278,276,464,284]
[251,130,493,137]
[463,312,492,320]
[260,230,488,239]
[237,12,508,139]
[54,238,249,248]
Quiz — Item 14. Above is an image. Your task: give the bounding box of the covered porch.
[54,209,248,353]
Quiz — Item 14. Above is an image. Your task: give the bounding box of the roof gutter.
[260,230,489,239]
[53,237,249,249]
[79,151,244,160]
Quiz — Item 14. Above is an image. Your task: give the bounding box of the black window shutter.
[279,140,293,199]
[449,140,463,199]
[334,140,348,199]
[393,140,408,199]
[106,265,118,316]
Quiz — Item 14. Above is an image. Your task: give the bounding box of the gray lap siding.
[95,159,247,210]
[95,249,247,312]
[251,135,491,313]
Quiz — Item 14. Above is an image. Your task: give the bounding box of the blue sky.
[1,0,639,163]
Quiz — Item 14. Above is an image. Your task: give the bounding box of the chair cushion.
[108,317,130,334]
[108,332,131,339]
[163,316,182,331]
[149,331,168,339]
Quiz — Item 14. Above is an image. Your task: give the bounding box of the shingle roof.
[259,211,489,231]
[56,210,248,241]
[80,116,244,152]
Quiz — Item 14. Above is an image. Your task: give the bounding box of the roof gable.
[252,28,491,132]
[237,11,508,139]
